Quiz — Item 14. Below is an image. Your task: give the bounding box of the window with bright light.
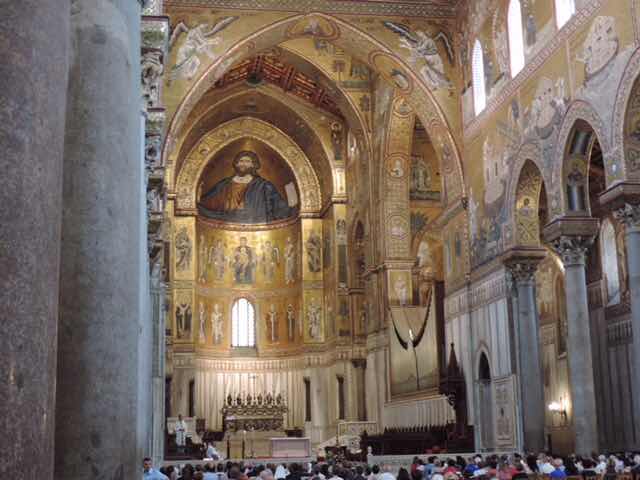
[555,0,576,29]
[232,298,255,347]
[508,0,525,77]
[472,40,486,115]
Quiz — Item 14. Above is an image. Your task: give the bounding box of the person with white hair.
[275,464,289,480]
[595,455,607,475]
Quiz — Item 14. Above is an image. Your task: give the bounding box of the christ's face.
[234,155,255,176]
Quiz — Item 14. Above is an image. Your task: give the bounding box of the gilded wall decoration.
[175,226,192,271]
[515,160,543,246]
[175,117,322,214]
[382,21,454,91]
[168,16,238,83]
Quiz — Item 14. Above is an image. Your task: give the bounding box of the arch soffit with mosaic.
[170,85,339,193]
[552,100,611,217]
[163,12,466,206]
[504,141,550,246]
[175,117,322,215]
[612,45,640,183]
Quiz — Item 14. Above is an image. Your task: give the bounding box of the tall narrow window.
[555,0,575,29]
[337,376,345,420]
[472,40,486,115]
[304,377,312,422]
[601,219,621,305]
[508,0,525,77]
[231,298,255,347]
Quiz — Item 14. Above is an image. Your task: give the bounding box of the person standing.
[176,414,188,452]
[144,457,169,479]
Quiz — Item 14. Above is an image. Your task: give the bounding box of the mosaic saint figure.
[176,303,192,339]
[287,304,295,341]
[306,231,322,273]
[175,227,191,271]
[308,300,322,340]
[198,234,208,283]
[261,240,280,283]
[198,151,296,224]
[230,237,257,284]
[211,303,223,344]
[198,301,206,343]
[209,239,227,281]
[267,304,278,343]
[284,237,297,284]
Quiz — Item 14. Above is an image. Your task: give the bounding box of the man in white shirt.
[378,465,396,480]
[143,457,169,479]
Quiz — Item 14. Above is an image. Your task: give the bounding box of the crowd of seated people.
[143,452,640,480]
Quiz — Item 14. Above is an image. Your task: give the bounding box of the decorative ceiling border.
[463,0,603,141]
[163,0,458,18]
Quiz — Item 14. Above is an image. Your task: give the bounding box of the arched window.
[231,298,256,347]
[601,219,621,305]
[555,0,576,29]
[472,40,486,115]
[508,0,525,77]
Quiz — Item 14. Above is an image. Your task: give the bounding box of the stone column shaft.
[0,2,69,477]
[508,262,545,453]
[614,204,640,438]
[55,1,143,479]
[552,236,599,455]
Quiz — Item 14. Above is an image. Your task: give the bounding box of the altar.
[221,392,308,458]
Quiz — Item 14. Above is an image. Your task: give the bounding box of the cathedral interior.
[6,0,640,478]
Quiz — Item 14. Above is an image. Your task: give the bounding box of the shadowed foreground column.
[0,2,69,478]
[55,1,143,478]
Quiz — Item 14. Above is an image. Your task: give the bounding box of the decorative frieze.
[141,14,169,260]
[164,0,458,18]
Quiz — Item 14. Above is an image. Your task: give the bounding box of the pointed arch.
[555,0,576,29]
[163,12,466,206]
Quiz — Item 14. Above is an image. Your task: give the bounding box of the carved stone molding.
[550,236,594,267]
[614,203,640,231]
[543,216,599,267]
[502,246,546,286]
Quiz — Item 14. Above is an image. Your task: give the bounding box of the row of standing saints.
[174,297,323,344]
[175,230,324,284]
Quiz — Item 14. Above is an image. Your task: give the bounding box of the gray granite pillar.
[614,203,640,439]
[55,1,143,479]
[551,235,599,455]
[151,257,167,466]
[0,2,69,478]
[507,260,546,453]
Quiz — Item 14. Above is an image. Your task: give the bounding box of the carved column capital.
[550,235,594,267]
[501,246,546,287]
[614,203,640,232]
[506,261,539,284]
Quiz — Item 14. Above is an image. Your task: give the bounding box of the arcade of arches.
[6,0,640,478]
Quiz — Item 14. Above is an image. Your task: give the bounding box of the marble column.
[507,260,546,453]
[614,203,640,437]
[352,359,367,421]
[0,2,69,478]
[150,258,167,466]
[550,235,599,455]
[55,1,144,479]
